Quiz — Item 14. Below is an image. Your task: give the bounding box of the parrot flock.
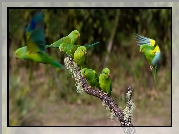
[15,9,161,97]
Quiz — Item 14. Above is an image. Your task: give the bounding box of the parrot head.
[102,68,111,79]
[15,46,27,60]
[59,43,65,52]
[78,46,87,56]
[81,68,88,77]
[68,30,80,43]
[149,39,156,46]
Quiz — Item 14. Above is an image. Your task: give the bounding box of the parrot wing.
[26,10,44,40]
[152,51,161,68]
[46,36,72,48]
[135,34,155,46]
[26,11,46,54]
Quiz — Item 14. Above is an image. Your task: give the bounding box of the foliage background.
[8,8,171,126]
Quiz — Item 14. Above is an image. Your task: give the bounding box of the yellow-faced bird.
[135,34,161,88]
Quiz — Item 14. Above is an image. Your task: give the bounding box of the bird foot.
[87,86,91,89]
[150,65,153,71]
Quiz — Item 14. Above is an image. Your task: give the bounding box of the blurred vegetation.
[9,8,171,126]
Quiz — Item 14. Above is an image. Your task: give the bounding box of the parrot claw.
[87,86,91,89]
[150,65,153,71]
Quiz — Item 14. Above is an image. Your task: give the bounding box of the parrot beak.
[84,51,87,56]
[108,73,111,78]
[60,49,63,53]
[78,34,80,38]
[139,49,141,52]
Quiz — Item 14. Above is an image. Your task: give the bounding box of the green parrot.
[15,10,63,68]
[46,30,80,48]
[74,46,87,68]
[59,42,99,58]
[99,68,112,96]
[80,68,100,89]
[135,34,161,88]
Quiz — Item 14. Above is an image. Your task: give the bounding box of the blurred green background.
[9,8,171,126]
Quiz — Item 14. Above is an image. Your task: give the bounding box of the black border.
[7,6,172,127]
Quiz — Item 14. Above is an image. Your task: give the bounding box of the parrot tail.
[152,68,157,89]
[46,45,50,48]
[85,42,99,49]
[52,61,63,68]
[50,60,64,68]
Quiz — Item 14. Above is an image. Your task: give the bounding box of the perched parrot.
[74,46,87,68]
[135,34,161,88]
[99,68,112,96]
[80,68,100,89]
[59,42,99,58]
[46,30,80,48]
[15,10,63,68]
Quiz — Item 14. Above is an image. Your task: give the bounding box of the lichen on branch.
[64,55,135,127]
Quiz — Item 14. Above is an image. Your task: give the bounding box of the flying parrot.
[15,10,63,68]
[99,68,112,96]
[46,30,80,48]
[80,68,100,89]
[74,46,87,69]
[135,34,161,88]
[59,42,99,58]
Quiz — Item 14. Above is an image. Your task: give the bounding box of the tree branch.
[64,56,136,127]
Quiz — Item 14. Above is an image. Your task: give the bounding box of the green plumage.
[15,10,63,68]
[136,34,161,88]
[74,46,87,68]
[81,68,100,89]
[59,42,99,58]
[99,68,112,96]
[46,30,80,48]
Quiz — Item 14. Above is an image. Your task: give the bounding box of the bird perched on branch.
[46,30,80,48]
[15,10,63,68]
[135,34,161,88]
[81,68,100,89]
[74,46,87,69]
[99,68,112,96]
[59,42,99,58]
